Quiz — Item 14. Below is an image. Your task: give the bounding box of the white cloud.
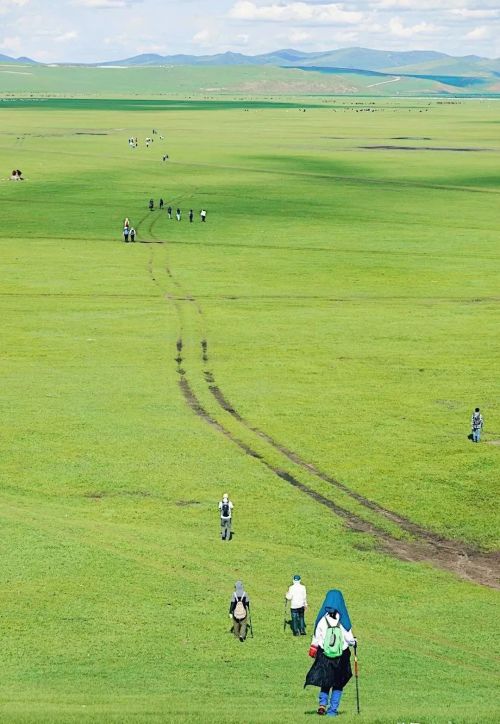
[234,33,250,45]
[465,25,489,39]
[73,0,135,8]
[389,16,440,38]
[0,34,23,52]
[229,1,363,25]
[0,0,29,8]
[287,29,312,42]
[192,28,211,44]
[377,0,442,9]
[450,8,499,20]
[55,31,78,43]
[0,0,29,15]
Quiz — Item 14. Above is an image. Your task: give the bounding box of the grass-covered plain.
[1,62,497,98]
[0,97,499,722]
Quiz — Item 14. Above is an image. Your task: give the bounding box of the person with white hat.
[218,493,233,541]
[285,574,308,636]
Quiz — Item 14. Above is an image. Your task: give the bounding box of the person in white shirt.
[285,574,307,636]
[305,607,357,717]
[218,493,233,541]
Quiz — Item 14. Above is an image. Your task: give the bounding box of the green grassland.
[1,62,498,98]
[0,97,499,723]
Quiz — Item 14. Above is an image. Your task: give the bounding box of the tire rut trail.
[143,222,499,589]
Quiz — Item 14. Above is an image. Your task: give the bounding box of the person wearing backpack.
[218,493,233,541]
[285,574,308,636]
[305,607,356,717]
[471,407,484,443]
[229,581,250,642]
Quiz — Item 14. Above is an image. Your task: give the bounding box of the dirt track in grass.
[139,212,500,589]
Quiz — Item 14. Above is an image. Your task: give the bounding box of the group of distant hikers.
[122,217,136,242]
[219,406,486,716]
[128,129,165,150]
[227,570,359,717]
[220,495,359,716]
[149,198,207,223]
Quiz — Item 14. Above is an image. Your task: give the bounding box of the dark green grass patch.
[0,97,324,112]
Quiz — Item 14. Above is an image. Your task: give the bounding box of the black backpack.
[221,502,230,517]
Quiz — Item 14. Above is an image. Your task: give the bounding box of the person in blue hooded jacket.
[315,589,351,630]
[305,590,356,717]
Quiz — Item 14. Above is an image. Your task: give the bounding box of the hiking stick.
[353,642,360,714]
[283,599,288,632]
[248,612,254,639]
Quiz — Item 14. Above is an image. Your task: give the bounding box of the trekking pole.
[283,599,288,632]
[248,611,254,639]
[353,642,360,714]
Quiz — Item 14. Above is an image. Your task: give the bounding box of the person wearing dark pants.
[285,574,308,635]
[229,581,250,642]
[218,493,233,541]
[471,407,484,442]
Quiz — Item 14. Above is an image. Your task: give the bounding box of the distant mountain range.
[1,47,499,74]
[0,53,37,64]
[95,47,500,76]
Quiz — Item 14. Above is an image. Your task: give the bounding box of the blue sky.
[0,0,499,62]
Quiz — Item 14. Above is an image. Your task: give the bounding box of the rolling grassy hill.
[0,96,499,722]
[0,62,499,98]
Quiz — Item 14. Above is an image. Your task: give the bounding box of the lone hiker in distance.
[285,574,308,636]
[218,492,233,541]
[471,407,484,443]
[229,581,250,642]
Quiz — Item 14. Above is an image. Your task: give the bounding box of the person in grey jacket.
[229,581,250,642]
[471,407,484,443]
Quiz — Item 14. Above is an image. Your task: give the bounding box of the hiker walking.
[218,493,233,541]
[285,574,307,636]
[200,209,207,222]
[176,208,181,221]
[129,227,136,242]
[471,407,484,443]
[149,198,154,211]
[305,591,356,717]
[123,225,130,242]
[159,198,164,210]
[229,581,250,642]
[189,209,194,223]
[167,206,172,219]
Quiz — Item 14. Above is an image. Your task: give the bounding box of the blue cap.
[293,574,301,581]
